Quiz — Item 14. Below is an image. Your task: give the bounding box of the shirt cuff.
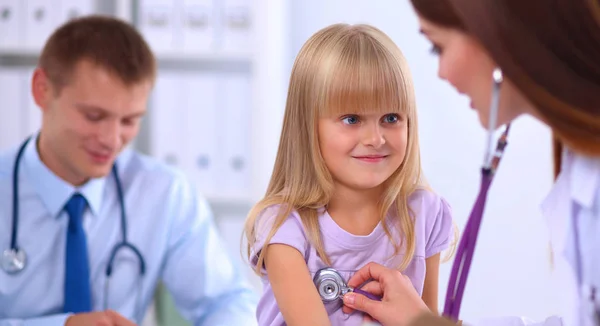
[22,313,72,326]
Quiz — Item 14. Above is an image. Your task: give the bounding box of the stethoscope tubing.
[6,135,146,320]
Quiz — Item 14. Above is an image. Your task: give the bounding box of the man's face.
[33,59,152,185]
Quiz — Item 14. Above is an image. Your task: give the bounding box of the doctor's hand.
[342,262,429,326]
[65,310,137,326]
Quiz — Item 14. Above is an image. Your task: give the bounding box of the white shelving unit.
[0,0,290,325]
[0,0,291,217]
[129,0,291,217]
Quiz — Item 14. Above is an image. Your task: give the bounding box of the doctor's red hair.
[411,0,600,179]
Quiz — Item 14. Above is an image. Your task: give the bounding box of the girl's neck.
[326,183,384,236]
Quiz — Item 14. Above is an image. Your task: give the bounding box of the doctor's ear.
[31,68,56,111]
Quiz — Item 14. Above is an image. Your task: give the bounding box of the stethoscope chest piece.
[2,248,27,274]
[313,267,351,304]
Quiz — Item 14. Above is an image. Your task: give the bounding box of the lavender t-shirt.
[250,189,454,326]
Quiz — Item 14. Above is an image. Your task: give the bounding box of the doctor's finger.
[342,305,355,315]
[341,281,383,314]
[347,262,391,288]
[342,292,385,322]
[357,281,383,296]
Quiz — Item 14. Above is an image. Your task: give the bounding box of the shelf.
[205,194,256,216]
[0,46,42,59]
[0,46,253,65]
[155,50,253,64]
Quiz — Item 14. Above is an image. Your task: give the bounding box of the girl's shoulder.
[256,203,328,222]
[254,203,316,238]
[249,204,319,271]
[256,203,302,225]
[406,188,455,257]
[407,187,452,215]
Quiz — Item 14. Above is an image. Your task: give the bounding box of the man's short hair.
[39,15,157,94]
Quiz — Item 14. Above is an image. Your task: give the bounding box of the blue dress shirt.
[0,137,258,326]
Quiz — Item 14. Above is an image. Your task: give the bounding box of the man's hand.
[65,310,136,326]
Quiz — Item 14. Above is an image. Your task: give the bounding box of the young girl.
[244,23,455,326]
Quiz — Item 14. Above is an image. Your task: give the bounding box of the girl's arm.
[264,243,331,326]
[422,253,441,314]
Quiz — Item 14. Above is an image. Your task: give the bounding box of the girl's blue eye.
[383,114,399,123]
[342,115,359,125]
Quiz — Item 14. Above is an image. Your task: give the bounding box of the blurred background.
[0,0,567,325]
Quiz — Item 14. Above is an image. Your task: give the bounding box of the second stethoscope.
[2,136,147,318]
[443,68,510,320]
[444,68,600,325]
[313,267,382,310]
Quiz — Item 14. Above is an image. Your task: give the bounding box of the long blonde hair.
[245,23,425,274]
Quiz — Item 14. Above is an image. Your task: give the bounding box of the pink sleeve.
[425,197,454,258]
[249,206,309,273]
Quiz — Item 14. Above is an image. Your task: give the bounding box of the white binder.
[218,73,251,198]
[149,72,185,167]
[179,0,215,53]
[57,0,95,24]
[220,0,251,52]
[24,0,59,49]
[138,0,177,53]
[0,68,25,150]
[0,0,24,49]
[183,72,219,195]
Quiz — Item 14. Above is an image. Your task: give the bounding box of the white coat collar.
[539,149,600,326]
[568,151,600,210]
[540,149,599,256]
[541,149,600,219]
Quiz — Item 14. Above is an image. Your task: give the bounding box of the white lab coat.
[361,150,599,326]
[470,149,600,326]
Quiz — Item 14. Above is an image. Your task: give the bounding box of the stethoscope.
[313,267,382,310]
[442,68,510,321]
[311,69,508,319]
[311,70,509,320]
[2,136,147,319]
[315,69,599,324]
[442,68,599,325]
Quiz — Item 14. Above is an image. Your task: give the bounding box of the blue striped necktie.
[63,193,92,313]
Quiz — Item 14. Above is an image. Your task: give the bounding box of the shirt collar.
[22,134,107,218]
[567,150,600,209]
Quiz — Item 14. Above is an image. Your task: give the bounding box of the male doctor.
[0,15,258,325]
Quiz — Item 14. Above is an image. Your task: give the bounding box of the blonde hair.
[244,23,426,274]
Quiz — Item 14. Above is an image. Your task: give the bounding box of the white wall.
[0,0,568,323]
[290,1,563,322]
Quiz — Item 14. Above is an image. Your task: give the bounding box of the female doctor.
[341,0,600,325]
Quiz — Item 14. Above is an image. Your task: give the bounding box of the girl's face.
[318,111,408,192]
[417,16,534,128]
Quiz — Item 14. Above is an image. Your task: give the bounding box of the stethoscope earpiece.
[492,67,503,84]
